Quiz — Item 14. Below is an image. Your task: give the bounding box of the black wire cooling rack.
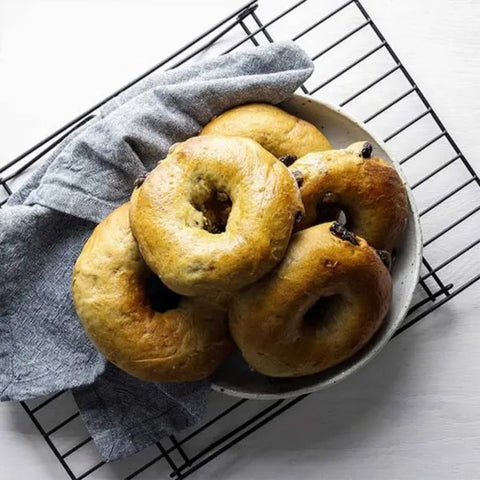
[1,1,479,479]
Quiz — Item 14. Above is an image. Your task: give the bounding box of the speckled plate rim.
[211,94,423,400]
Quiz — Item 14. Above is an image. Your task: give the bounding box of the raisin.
[279,154,298,167]
[361,142,373,158]
[329,221,359,245]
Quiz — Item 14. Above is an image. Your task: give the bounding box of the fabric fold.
[73,364,210,461]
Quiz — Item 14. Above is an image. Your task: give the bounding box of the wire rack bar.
[394,272,480,337]
[3,0,478,479]
[222,0,307,54]
[239,18,260,46]
[251,10,274,42]
[169,435,190,465]
[20,402,77,480]
[123,398,248,479]
[175,395,308,480]
[420,238,480,282]
[418,278,435,301]
[1,180,12,194]
[420,178,477,217]
[422,258,450,299]
[311,20,371,60]
[424,205,480,247]
[408,284,454,314]
[76,461,106,480]
[168,5,260,70]
[30,391,66,414]
[124,454,164,480]
[339,65,400,106]
[157,441,181,477]
[292,0,354,42]
[363,87,416,123]
[311,44,386,93]
[61,437,93,459]
[0,115,96,180]
[383,109,432,142]
[399,132,447,165]
[45,412,80,437]
[173,400,285,476]
[410,153,460,189]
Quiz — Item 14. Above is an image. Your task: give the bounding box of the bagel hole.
[303,294,343,330]
[143,273,182,313]
[316,202,347,226]
[191,184,232,234]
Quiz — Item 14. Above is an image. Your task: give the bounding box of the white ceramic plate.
[211,94,423,400]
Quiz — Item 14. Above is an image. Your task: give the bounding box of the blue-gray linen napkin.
[0,41,313,461]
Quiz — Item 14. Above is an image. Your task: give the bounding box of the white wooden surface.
[1,0,479,479]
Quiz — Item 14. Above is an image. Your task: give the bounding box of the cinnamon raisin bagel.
[290,142,408,252]
[72,204,234,382]
[229,222,392,378]
[200,103,331,158]
[130,135,303,297]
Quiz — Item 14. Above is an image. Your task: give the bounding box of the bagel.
[130,135,304,297]
[229,222,392,378]
[72,203,234,382]
[290,142,408,252]
[200,103,331,158]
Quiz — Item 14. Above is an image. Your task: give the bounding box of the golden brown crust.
[72,204,234,382]
[130,135,304,296]
[200,103,331,158]
[229,222,392,377]
[290,142,408,252]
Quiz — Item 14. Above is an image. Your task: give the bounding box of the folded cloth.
[0,41,313,460]
[73,364,211,461]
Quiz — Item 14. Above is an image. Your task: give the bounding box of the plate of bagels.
[72,94,422,399]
